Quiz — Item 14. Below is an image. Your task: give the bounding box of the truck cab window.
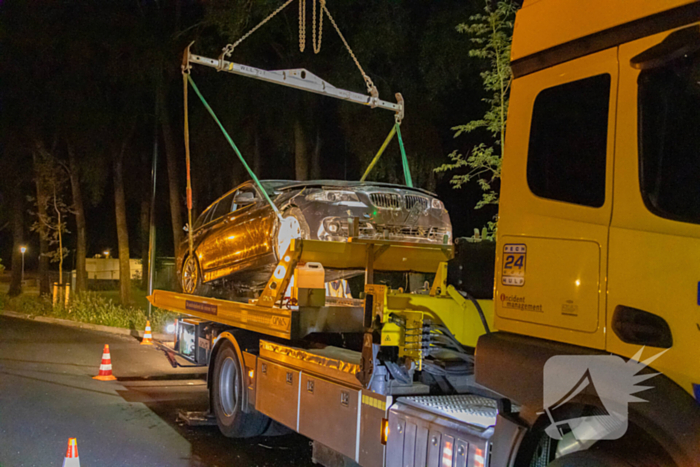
[526,74,611,207]
[639,48,700,224]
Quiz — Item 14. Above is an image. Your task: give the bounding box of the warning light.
[248,369,254,379]
[380,418,389,445]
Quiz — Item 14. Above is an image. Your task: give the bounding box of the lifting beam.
[183,46,404,119]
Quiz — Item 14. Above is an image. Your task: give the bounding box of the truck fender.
[207,330,257,414]
[475,332,700,465]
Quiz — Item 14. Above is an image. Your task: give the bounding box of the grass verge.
[0,291,177,333]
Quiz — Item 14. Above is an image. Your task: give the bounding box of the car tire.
[181,255,202,295]
[211,342,270,438]
[274,206,310,259]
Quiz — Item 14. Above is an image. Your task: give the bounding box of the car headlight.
[307,190,359,203]
[431,198,444,210]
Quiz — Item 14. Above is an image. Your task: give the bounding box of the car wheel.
[275,206,309,259]
[181,255,202,295]
[211,342,270,438]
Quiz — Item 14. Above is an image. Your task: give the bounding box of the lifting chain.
[220,0,295,64]
[298,0,306,52]
[299,0,323,54]
[320,2,378,98]
[220,0,378,100]
[312,0,323,54]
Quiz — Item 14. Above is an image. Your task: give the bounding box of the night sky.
[0,0,498,272]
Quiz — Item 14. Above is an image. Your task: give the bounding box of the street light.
[103,250,110,259]
[20,246,26,285]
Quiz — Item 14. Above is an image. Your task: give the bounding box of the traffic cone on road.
[93,344,117,381]
[140,320,154,346]
[62,438,80,467]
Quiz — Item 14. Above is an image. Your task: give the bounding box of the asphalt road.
[0,315,314,467]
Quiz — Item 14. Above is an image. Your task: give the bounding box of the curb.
[2,311,172,341]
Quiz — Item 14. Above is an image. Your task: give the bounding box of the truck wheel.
[211,341,270,438]
[547,450,641,467]
[181,255,202,295]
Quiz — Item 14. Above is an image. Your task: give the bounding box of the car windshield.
[639,47,700,224]
[260,180,294,195]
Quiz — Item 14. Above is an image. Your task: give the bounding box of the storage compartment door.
[299,373,360,460]
[255,359,300,430]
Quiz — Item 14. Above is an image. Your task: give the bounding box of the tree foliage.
[436,0,518,236]
[29,150,72,283]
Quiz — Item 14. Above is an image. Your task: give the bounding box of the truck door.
[607,24,700,395]
[495,48,619,350]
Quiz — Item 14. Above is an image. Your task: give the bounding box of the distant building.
[84,258,142,280]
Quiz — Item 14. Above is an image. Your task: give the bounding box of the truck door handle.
[612,305,673,348]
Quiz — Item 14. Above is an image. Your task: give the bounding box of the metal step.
[398,394,500,429]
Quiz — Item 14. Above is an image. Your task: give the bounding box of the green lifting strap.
[359,122,413,187]
[395,123,413,187]
[187,75,282,219]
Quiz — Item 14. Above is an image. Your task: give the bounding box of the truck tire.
[547,450,652,467]
[211,341,270,437]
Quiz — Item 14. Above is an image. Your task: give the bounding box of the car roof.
[200,179,436,216]
[270,179,437,196]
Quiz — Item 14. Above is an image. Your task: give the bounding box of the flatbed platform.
[148,238,453,340]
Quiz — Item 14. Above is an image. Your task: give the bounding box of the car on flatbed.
[178,179,452,296]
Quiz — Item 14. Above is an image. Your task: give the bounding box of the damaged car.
[178,179,452,296]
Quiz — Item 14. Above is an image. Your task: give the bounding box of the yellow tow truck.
[150,1,700,465]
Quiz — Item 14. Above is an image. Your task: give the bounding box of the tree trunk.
[159,83,183,254]
[67,147,87,293]
[140,198,150,290]
[53,185,64,285]
[8,188,24,297]
[33,153,50,295]
[310,128,322,179]
[253,130,262,175]
[294,119,308,180]
[113,151,132,305]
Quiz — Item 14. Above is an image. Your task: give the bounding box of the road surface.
[0,315,314,467]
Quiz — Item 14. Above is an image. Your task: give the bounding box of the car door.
[607,24,700,396]
[207,183,277,279]
[196,191,235,278]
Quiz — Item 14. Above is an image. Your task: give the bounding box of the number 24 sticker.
[502,244,526,286]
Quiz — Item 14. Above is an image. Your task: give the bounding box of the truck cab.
[478,0,700,464]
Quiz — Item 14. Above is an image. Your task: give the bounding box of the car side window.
[194,209,210,229]
[211,193,235,220]
[526,74,611,207]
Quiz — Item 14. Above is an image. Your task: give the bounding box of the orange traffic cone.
[140,320,154,346]
[93,344,117,381]
[62,438,80,467]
